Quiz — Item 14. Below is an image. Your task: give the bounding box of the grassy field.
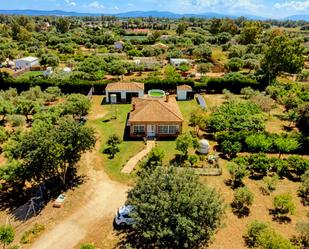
[88,96,145,184]
[17,71,44,80]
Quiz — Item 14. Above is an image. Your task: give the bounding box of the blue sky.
[0,0,308,18]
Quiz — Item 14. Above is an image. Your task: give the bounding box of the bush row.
[1,72,261,94]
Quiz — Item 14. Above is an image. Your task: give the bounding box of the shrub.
[257,229,299,249]
[220,140,242,159]
[244,220,268,247]
[232,187,254,216]
[7,115,26,128]
[226,58,244,72]
[245,133,273,153]
[299,170,309,206]
[240,87,259,99]
[262,175,279,195]
[288,155,309,176]
[80,244,96,249]
[103,134,122,159]
[142,147,165,170]
[20,224,45,244]
[247,153,271,177]
[0,127,8,144]
[188,154,199,167]
[273,193,296,217]
[227,162,248,187]
[295,221,309,248]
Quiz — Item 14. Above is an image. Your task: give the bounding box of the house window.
[133,125,145,134]
[158,125,179,134]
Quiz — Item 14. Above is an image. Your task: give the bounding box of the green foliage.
[175,133,198,157]
[104,134,122,159]
[80,244,96,249]
[40,53,59,67]
[244,220,269,247]
[232,187,254,215]
[0,225,14,249]
[260,35,304,84]
[2,118,96,187]
[0,127,8,144]
[262,175,279,195]
[257,229,299,249]
[274,136,300,158]
[240,87,259,99]
[220,140,241,159]
[20,224,45,244]
[207,101,265,133]
[226,58,244,72]
[176,23,187,35]
[126,167,224,249]
[295,221,309,249]
[239,21,262,45]
[245,133,273,153]
[7,115,25,128]
[227,162,248,187]
[299,170,309,206]
[188,154,199,167]
[142,147,164,170]
[273,193,296,216]
[63,94,91,120]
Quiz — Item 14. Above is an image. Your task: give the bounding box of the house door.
[147,125,156,137]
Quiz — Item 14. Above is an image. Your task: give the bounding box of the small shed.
[14,56,39,69]
[105,82,145,103]
[177,85,193,100]
[170,58,189,67]
[198,139,210,154]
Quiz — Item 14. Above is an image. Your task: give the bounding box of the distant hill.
[0,9,307,21]
[284,14,309,21]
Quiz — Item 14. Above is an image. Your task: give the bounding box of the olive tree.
[126,167,224,249]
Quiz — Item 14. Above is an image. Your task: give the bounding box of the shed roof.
[177,84,193,91]
[129,96,183,123]
[106,82,144,91]
[15,56,38,62]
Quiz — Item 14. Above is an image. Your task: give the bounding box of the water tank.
[110,94,117,104]
[198,139,210,154]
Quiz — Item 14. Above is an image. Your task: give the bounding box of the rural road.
[30,148,129,249]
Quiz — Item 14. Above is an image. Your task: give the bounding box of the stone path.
[121,140,156,173]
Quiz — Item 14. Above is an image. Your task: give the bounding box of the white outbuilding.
[105,82,145,103]
[198,139,210,154]
[14,56,39,69]
[177,85,193,100]
[170,58,189,67]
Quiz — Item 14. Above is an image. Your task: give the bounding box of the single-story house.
[14,56,39,69]
[114,41,125,50]
[177,85,194,100]
[170,58,190,67]
[105,82,145,103]
[127,95,184,138]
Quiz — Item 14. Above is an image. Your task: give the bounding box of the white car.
[114,205,135,227]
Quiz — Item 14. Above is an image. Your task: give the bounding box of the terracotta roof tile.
[129,96,184,123]
[106,82,144,91]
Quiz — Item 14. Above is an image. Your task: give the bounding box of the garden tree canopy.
[142,147,165,170]
[176,22,188,35]
[260,35,304,84]
[245,133,273,153]
[226,58,244,72]
[14,97,42,122]
[232,187,254,216]
[227,162,248,187]
[40,53,60,67]
[103,134,122,159]
[207,101,265,133]
[1,118,96,186]
[126,167,224,249]
[175,133,198,157]
[63,94,91,120]
[296,103,309,133]
[220,140,242,159]
[239,21,262,45]
[193,43,212,61]
[273,136,300,158]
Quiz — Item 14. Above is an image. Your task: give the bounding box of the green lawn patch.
[89,103,144,183]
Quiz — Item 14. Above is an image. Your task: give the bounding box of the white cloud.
[114,5,119,10]
[274,1,309,11]
[88,1,105,9]
[176,0,264,14]
[64,0,76,6]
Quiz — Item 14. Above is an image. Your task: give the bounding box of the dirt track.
[30,143,129,249]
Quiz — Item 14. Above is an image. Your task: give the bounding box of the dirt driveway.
[30,139,129,249]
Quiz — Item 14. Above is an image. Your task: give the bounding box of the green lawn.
[88,102,145,184]
[17,71,43,80]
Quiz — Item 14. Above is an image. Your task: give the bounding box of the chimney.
[165,93,170,102]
